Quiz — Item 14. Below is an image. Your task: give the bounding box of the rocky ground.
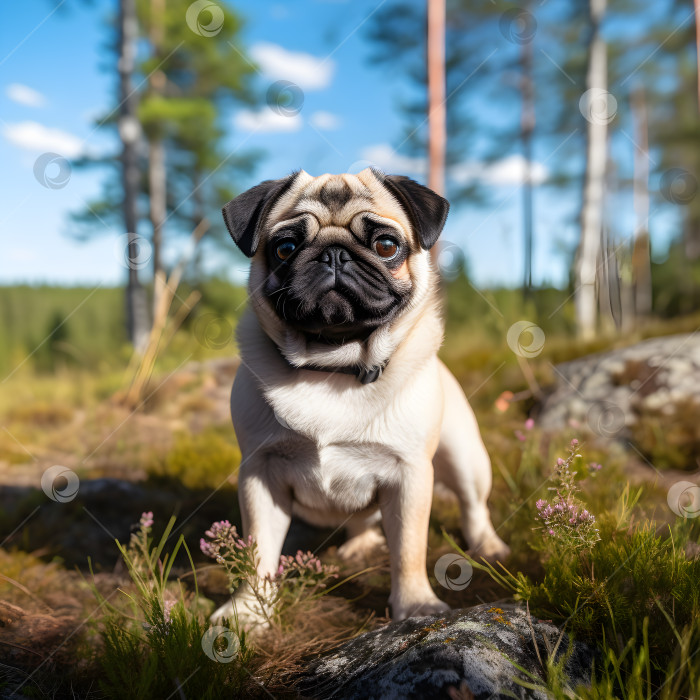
[1,334,699,697]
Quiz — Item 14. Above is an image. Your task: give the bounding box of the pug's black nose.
[319,245,352,269]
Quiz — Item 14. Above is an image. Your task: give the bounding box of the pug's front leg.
[211,464,292,628]
[380,460,450,621]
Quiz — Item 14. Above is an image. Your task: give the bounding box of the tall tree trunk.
[631,85,652,320]
[148,138,166,284]
[148,0,167,309]
[575,0,608,340]
[695,0,700,111]
[118,0,150,349]
[427,0,446,268]
[520,12,535,299]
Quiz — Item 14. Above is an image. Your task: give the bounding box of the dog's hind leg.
[433,361,510,561]
[337,509,386,563]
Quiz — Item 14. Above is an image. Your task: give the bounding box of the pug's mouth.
[286,288,400,343]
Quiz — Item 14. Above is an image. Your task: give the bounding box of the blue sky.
[0,0,681,289]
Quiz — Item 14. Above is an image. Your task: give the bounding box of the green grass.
[3,271,700,696]
[449,440,700,699]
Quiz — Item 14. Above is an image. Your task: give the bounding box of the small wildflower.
[534,439,600,551]
[163,599,176,625]
[200,521,338,624]
[495,390,514,413]
[524,418,535,431]
[515,430,526,442]
[140,511,154,529]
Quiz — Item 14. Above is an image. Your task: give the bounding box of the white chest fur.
[230,307,444,517]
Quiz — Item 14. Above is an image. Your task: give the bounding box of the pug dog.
[212,169,509,626]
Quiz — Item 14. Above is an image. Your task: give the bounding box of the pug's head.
[222,169,449,343]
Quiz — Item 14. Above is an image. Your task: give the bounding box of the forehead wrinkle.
[288,196,373,228]
[264,171,414,238]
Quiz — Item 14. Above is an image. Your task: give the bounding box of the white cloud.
[234,108,302,133]
[6,83,47,108]
[360,144,548,186]
[250,42,334,91]
[359,144,426,175]
[452,154,548,186]
[309,111,341,131]
[3,121,83,157]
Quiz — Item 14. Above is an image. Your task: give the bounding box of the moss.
[629,398,700,470]
[149,428,241,490]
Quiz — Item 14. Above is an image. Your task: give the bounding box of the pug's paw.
[470,535,510,563]
[337,527,387,563]
[391,591,450,621]
[210,582,276,636]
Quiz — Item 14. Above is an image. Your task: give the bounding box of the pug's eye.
[275,240,297,261]
[374,238,399,260]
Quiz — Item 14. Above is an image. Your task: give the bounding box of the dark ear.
[222,173,298,257]
[375,172,449,250]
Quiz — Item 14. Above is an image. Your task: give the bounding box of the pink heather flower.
[557,458,565,466]
[536,499,546,510]
[571,438,579,447]
[589,462,602,472]
[140,512,154,528]
[163,599,176,625]
[515,430,526,442]
[524,418,535,431]
[548,529,555,535]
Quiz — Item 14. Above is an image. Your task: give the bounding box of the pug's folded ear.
[222,172,299,257]
[374,172,450,250]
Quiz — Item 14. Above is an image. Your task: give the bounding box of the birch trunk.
[575,0,608,340]
[631,86,652,320]
[119,0,150,349]
[148,0,166,310]
[520,15,535,298]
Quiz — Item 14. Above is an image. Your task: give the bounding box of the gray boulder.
[298,603,593,699]
[538,333,700,437]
